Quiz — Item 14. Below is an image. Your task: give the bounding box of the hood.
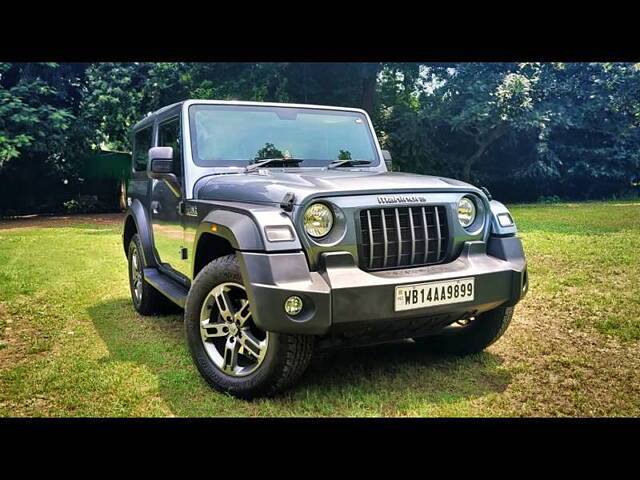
[194,169,479,205]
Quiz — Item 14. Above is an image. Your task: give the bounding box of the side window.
[158,117,182,176]
[133,127,152,171]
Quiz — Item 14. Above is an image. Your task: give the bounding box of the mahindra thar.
[123,100,528,398]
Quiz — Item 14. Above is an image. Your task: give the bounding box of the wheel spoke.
[199,281,269,377]
[238,329,265,360]
[222,337,240,373]
[234,299,252,327]
[214,287,235,322]
[200,320,229,338]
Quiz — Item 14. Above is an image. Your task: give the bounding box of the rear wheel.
[127,233,175,315]
[185,254,315,399]
[413,306,514,355]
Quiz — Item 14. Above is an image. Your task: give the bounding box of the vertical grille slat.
[408,207,416,264]
[366,210,374,270]
[421,206,429,264]
[395,208,402,266]
[434,205,442,260]
[381,209,389,268]
[360,205,448,271]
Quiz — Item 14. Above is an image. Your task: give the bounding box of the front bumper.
[238,235,527,336]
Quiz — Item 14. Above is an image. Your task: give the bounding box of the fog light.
[284,296,303,316]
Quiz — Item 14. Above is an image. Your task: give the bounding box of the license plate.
[395,277,475,311]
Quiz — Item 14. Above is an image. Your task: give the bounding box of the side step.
[143,268,188,308]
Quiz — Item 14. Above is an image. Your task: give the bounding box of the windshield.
[188,104,379,167]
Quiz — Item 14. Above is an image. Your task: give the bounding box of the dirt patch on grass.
[0,298,53,371]
[486,292,640,416]
[0,213,125,231]
[0,301,28,368]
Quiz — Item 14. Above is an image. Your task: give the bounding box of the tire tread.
[185,254,314,399]
[414,306,514,355]
[128,234,176,316]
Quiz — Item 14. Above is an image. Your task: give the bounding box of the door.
[150,116,189,279]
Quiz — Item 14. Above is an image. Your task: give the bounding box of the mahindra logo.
[377,195,427,205]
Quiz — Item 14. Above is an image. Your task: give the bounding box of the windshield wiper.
[327,159,372,169]
[245,157,304,172]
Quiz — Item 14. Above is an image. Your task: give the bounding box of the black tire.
[127,233,176,315]
[185,254,315,399]
[413,306,514,355]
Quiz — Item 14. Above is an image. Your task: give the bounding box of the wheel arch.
[123,199,157,268]
[123,215,137,255]
[193,232,236,279]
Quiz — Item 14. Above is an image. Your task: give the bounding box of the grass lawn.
[1,202,639,416]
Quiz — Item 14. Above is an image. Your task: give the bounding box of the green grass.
[1,201,639,417]
[510,201,640,340]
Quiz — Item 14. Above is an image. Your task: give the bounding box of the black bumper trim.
[238,236,527,335]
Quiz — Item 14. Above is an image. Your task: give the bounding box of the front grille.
[358,206,448,270]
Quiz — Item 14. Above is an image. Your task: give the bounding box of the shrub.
[537,195,562,204]
[63,195,109,214]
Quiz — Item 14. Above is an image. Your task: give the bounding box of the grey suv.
[123,100,528,398]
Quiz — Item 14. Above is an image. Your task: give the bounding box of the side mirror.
[148,147,174,176]
[147,147,181,197]
[381,149,393,171]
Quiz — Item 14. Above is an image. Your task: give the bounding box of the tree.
[418,63,543,181]
[525,62,640,195]
[3,61,640,215]
[0,62,86,170]
[0,62,91,213]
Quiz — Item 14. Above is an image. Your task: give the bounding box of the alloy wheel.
[131,247,143,304]
[199,282,269,377]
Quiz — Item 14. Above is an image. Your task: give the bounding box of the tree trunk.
[462,124,508,181]
[463,143,489,181]
[361,63,380,115]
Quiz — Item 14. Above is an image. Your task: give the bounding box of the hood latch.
[280,192,296,212]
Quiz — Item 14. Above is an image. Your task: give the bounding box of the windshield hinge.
[280,192,296,212]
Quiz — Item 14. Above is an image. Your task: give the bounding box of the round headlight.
[457,197,477,228]
[303,203,334,238]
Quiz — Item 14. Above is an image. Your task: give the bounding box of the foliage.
[338,150,352,160]
[63,195,110,214]
[537,195,562,204]
[0,62,86,169]
[1,62,640,214]
[255,142,284,160]
[383,62,640,200]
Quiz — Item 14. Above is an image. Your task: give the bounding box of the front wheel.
[413,306,514,355]
[185,254,315,399]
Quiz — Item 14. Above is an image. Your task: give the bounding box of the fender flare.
[196,209,265,251]
[124,199,158,268]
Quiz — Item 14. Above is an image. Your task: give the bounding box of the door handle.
[151,201,161,215]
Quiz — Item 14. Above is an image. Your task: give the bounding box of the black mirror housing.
[148,147,174,175]
[147,146,181,196]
